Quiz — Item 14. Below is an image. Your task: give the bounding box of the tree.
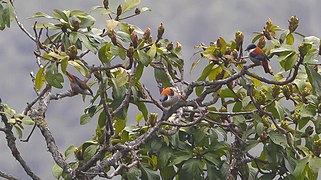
[1,0,321,179]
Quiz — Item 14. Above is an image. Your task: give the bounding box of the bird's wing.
[74,76,88,90]
[250,53,265,61]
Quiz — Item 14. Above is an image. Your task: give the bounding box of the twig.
[14,10,36,42]
[0,170,18,180]
[0,104,41,180]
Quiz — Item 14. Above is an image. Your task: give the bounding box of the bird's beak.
[159,95,168,102]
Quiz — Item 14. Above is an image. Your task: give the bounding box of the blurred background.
[0,0,320,179]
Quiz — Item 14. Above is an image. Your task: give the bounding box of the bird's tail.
[262,60,273,75]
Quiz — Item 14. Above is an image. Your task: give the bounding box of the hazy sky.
[0,0,320,179]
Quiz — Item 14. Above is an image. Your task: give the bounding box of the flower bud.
[157,23,165,40]
[258,36,266,49]
[166,42,173,51]
[298,43,309,57]
[130,31,138,48]
[176,42,182,51]
[67,45,78,60]
[70,16,80,31]
[288,16,299,33]
[234,31,244,51]
[107,30,117,45]
[282,85,291,100]
[135,8,141,15]
[103,0,109,9]
[117,5,122,17]
[271,85,280,98]
[148,113,158,127]
[142,28,152,43]
[225,47,231,55]
[127,46,134,59]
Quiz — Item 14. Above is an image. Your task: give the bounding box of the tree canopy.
[1,0,321,179]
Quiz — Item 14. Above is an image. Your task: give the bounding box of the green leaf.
[22,120,35,126]
[80,113,92,125]
[300,104,316,118]
[114,118,127,134]
[160,166,176,180]
[14,126,22,139]
[29,12,54,19]
[204,152,220,165]
[303,36,320,45]
[77,15,96,28]
[52,163,63,179]
[280,52,298,71]
[147,43,157,58]
[293,156,309,178]
[123,0,141,13]
[35,68,45,90]
[269,130,287,147]
[309,157,321,173]
[232,115,246,126]
[65,145,77,158]
[98,43,112,64]
[140,164,160,180]
[275,101,285,120]
[252,34,264,43]
[53,9,68,22]
[45,64,64,89]
[190,57,201,73]
[127,166,141,180]
[168,152,192,166]
[111,44,127,60]
[179,158,202,180]
[133,62,144,85]
[286,33,294,45]
[305,65,321,96]
[137,50,151,66]
[158,146,171,168]
[78,33,97,53]
[133,102,148,121]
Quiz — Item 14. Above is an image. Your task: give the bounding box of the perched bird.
[66,71,93,96]
[245,43,273,75]
[159,87,180,107]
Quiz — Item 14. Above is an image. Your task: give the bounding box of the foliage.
[1,0,321,180]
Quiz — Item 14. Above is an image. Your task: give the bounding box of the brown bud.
[135,8,141,15]
[282,85,291,100]
[176,42,182,51]
[148,113,158,127]
[234,31,244,51]
[298,43,309,57]
[157,23,165,40]
[225,47,232,55]
[107,30,117,45]
[258,36,266,49]
[103,0,109,9]
[117,5,122,17]
[61,24,68,33]
[232,49,238,60]
[142,27,152,43]
[288,16,299,33]
[305,126,314,136]
[70,16,81,31]
[263,18,276,40]
[67,45,78,60]
[166,42,173,51]
[314,64,318,72]
[127,46,134,59]
[130,31,138,48]
[271,85,280,98]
